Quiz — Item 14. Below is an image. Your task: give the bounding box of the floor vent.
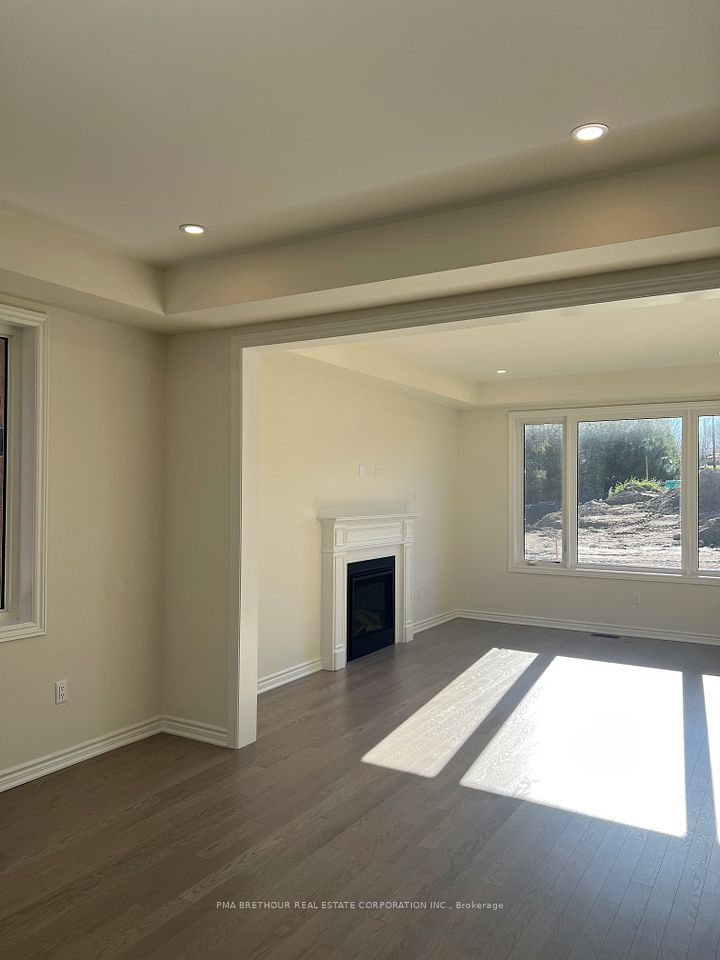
[590,632,621,639]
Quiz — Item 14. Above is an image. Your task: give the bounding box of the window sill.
[0,618,46,643]
[508,563,720,585]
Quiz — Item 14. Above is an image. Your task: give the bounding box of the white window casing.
[0,304,48,641]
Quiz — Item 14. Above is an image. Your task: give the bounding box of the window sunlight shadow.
[701,674,720,842]
[362,648,538,778]
[461,656,687,837]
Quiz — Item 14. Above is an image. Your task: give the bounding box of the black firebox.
[346,556,395,661]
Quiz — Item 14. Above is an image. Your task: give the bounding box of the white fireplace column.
[319,513,417,671]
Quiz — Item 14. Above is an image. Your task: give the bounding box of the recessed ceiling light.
[179,223,206,235]
[570,123,610,143]
[496,369,507,375]
[571,123,609,142]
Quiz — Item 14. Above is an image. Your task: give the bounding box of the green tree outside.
[524,418,681,509]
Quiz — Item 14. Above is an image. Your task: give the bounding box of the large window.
[512,404,720,580]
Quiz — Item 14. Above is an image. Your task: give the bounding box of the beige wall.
[163,329,233,728]
[457,366,720,639]
[0,305,165,770]
[258,357,461,678]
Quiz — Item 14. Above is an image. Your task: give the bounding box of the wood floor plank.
[685,891,720,960]
[599,880,655,960]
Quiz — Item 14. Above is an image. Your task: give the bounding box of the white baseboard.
[258,658,322,694]
[0,717,163,793]
[413,611,458,634]
[161,715,228,747]
[0,714,229,794]
[454,609,720,647]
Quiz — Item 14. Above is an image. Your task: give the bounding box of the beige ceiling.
[2,0,720,264]
[297,297,720,385]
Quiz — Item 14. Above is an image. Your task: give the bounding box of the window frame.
[509,401,720,585]
[0,304,48,642]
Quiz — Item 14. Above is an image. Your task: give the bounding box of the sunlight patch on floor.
[362,648,537,777]
[702,674,720,842]
[461,656,686,837]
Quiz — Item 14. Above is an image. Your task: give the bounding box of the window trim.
[509,401,720,585]
[0,304,48,642]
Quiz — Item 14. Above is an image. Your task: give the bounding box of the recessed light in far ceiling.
[496,369,508,375]
[179,223,206,235]
[571,123,609,142]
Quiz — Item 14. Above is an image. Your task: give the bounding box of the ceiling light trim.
[571,123,610,142]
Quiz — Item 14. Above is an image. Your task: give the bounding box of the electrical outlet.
[358,463,365,478]
[415,587,421,600]
[54,680,68,704]
[631,592,640,605]
[410,490,417,503]
[374,465,381,479]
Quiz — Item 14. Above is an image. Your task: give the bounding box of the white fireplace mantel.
[319,513,417,671]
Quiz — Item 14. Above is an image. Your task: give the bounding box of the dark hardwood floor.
[2,618,720,959]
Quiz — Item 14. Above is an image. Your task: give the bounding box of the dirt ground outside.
[525,480,720,571]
